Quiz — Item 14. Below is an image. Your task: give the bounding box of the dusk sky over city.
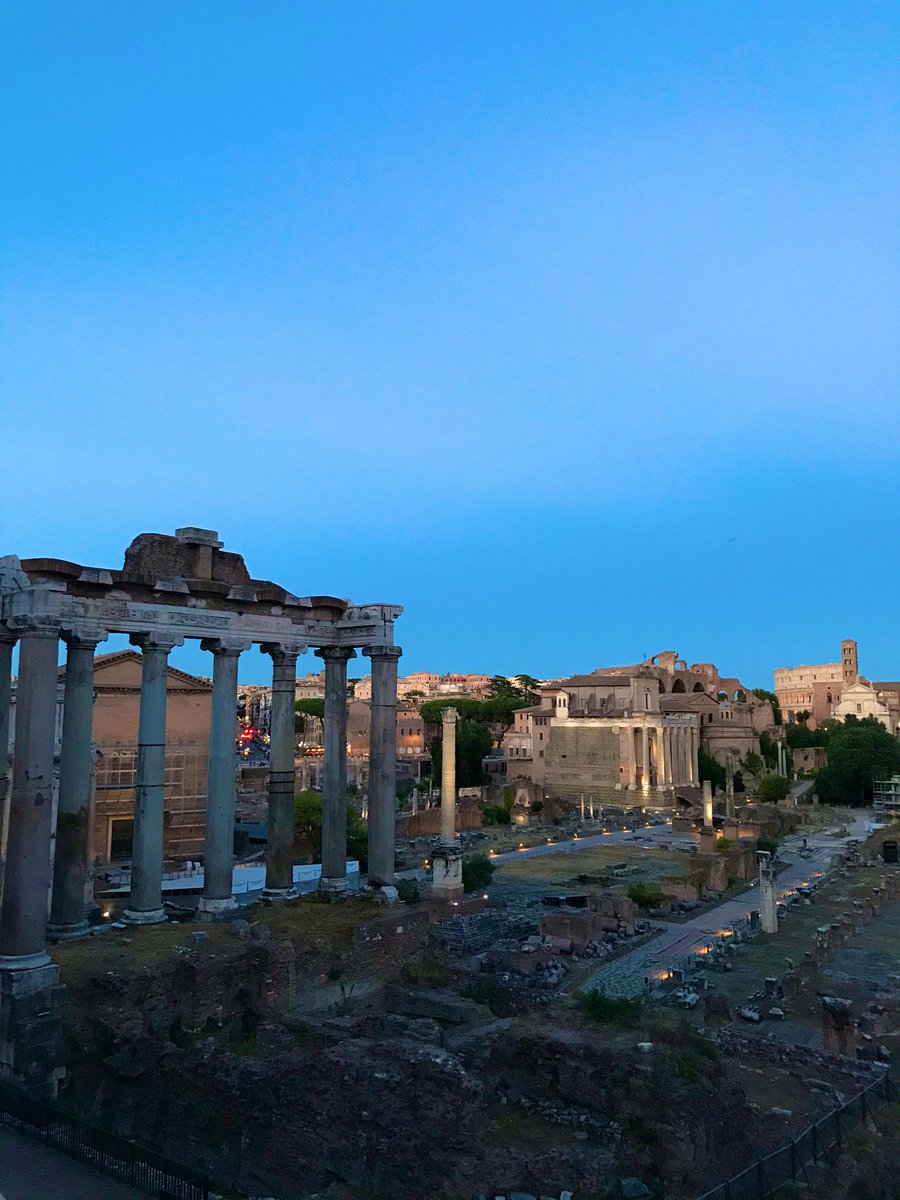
[3,2,898,686]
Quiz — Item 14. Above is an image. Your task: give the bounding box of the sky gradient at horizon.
[2,2,898,686]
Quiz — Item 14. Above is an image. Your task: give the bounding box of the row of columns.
[0,623,401,972]
[632,724,699,788]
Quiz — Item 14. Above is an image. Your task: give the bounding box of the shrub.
[627,882,666,909]
[756,837,778,855]
[579,989,645,1025]
[395,878,420,905]
[716,838,734,852]
[482,804,511,826]
[461,853,495,893]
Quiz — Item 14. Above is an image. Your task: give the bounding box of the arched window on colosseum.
[692,682,704,692]
[672,678,686,693]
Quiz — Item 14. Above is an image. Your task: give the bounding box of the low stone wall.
[715,1029,881,1079]
[397,799,483,837]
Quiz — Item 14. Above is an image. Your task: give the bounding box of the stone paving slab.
[0,1126,149,1200]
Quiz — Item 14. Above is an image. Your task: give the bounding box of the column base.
[262,886,299,903]
[431,841,463,898]
[0,951,53,973]
[197,896,238,919]
[46,920,91,942]
[317,876,348,897]
[122,908,167,926]
[0,959,66,1100]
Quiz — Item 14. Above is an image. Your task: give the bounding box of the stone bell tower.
[841,639,859,688]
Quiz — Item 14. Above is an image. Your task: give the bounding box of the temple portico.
[0,529,402,1094]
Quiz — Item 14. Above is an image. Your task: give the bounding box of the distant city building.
[295,670,326,699]
[503,651,771,806]
[872,775,900,821]
[774,639,858,727]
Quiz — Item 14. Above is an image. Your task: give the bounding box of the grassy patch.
[579,989,645,1026]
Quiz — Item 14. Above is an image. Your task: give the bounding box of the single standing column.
[656,726,666,787]
[702,779,714,828]
[580,794,585,821]
[0,630,17,909]
[0,627,59,968]
[690,726,699,785]
[758,851,778,934]
[364,645,402,889]
[124,634,181,925]
[199,640,248,916]
[263,642,304,900]
[433,708,463,897]
[640,726,650,789]
[317,646,355,894]
[48,629,107,938]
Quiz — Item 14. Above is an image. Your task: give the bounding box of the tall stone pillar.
[0,630,17,908]
[0,627,59,966]
[364,645,402,889]
[263,642,305,901]
[640,726,650,789]
[48,629,107,938]
[656,726,667,787]
[0,623,67,1098]
[690,726,699,785]
[317,646,355,895]
[124,634,181,925]
[758,851,778,934]
[725,751,736,819]
[433,707,462,897]
[199,640,248,916]
[702,779,714,828]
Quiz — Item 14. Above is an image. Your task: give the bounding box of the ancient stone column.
[656,726,667,787]
[48,629,107,938]
[317,646,355,895]
[640,726,650,790]
[199,640,248,917]
[758,851,778,935]
[662,727,671,785]
[0,630,17,908]
[702,779,714,828]
[725,751,736,819]
[364,645,402,889]
[433,707,463,897]
[689,726,699,785]
[263,642,305,901]
[440,706,458,845]
[0,626,59,967]
[124,634,181,925]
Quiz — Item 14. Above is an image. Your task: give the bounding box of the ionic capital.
[261,640,307,661]
[315,646,357,664]
[6,615,60,639]
[200,637,253,657]
[129,632,184,654]
[363,644,402,662]
[61,626,109,651]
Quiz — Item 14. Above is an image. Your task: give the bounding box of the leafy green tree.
[461,853,495,893]
[758,774,791,803]
[698,749,726,793]
[430,719,494,787]
[488,675,525,701]
[514,674,541,703]
[815,717,900,805]
[295,698,325,737]
[758,731,779,769]
[743,751,763,775]
[293,790,367,868]
[752,688,782,724]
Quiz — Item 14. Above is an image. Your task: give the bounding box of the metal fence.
[696,1071,896,1200]
[0,1081,208,1200]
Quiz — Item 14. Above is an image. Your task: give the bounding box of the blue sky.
[2,2,898,687]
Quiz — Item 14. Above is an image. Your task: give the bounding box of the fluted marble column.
[690,726,699,785]
[124,634,182,925]
[48,629,107,937]
[199,640,248,916]
[364,645,402,888]
[263,642,304,900]
[317,646,355,894]
[640,726,650,789]
[0,626,59,968]
[0,630,17,910]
